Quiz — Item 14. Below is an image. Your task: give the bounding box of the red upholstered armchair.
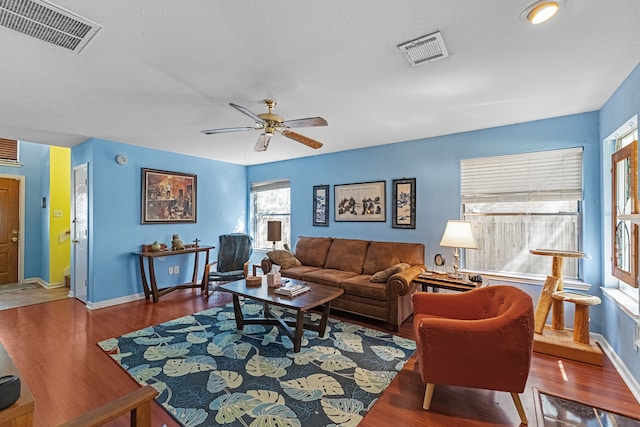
[412,285,534,424]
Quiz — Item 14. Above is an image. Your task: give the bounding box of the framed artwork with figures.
[141,168,197,224]
[313,185,330,226]
[334,181,385,222]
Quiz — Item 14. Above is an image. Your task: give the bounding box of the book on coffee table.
[275,283,310,297]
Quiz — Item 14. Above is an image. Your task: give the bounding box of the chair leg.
[510,392,528,425]
[423,383,435,410]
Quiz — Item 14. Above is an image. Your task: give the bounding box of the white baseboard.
[85,293,145,310]
[22,277,65,289]
[593,333,640,403]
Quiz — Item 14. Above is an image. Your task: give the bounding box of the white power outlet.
[174,266,180,274]
[168,267,174,275]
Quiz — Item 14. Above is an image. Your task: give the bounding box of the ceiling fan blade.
[254,133,272,152]
[282,116,328,128]
[281,130,323,149]
[230,103,264,124]
[201,126,257,135]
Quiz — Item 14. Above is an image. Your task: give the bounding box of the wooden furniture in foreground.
[218,278,344,352]
[58,385,157,427]
[133,244,214,302]
[0,342,34,427]
[412,272,480,293]
[529,249,603,365]
[412,286,535,425]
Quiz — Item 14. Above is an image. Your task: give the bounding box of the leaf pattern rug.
[98,301,415,427]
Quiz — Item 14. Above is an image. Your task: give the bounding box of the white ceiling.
[1,1,639,166]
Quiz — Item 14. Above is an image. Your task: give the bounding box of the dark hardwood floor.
[0,289,639,426]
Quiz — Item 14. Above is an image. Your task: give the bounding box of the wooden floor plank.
[0,289,638,426]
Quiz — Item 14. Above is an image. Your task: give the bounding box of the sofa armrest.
[260,257,273,275]
[387,265,425,295]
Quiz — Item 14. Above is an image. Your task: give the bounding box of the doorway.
[72,164,88,303]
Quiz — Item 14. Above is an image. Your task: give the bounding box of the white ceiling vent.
[0,0,101,53]
[398,31,449,67]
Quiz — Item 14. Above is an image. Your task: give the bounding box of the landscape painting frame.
[392,178,416,229]
[334,181,386,222]
[141,168,197,224]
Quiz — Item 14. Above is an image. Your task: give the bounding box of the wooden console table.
[0,342,34,427]
[133,245,214,302]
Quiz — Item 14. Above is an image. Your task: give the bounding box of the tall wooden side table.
[133,245,214,302]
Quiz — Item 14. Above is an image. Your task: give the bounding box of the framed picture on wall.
[334,181,386,222]
[313,185,330,226]
[392,178,416,229]
[141,168,197,224]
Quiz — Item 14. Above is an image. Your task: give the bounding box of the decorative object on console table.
[312,184,330,226]
[334,181,386,222]
[392,178,416,229]
[141,168,196,224]
[267,220,281,250]
[439,220,478,279]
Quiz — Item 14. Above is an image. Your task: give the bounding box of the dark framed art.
[392,178,416,229]
[334,181,386,222]
[313,185,330,226]
[141,168,197,224]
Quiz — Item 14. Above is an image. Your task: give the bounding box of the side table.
[412,272,480,293]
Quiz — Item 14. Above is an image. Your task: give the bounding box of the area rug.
[535,388,640,427]
[98,301,415,427]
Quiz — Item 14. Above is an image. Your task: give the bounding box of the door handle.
[11,237,18,242]
[72,240,79,243]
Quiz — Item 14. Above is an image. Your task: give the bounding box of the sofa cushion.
[362,241,425,274]
[323,238,369,273]
[340,275,387,301]
[293,236,333,267]
[301,269,358,287]
[280,265,322,280]
[370,263,411,283]
[267,250,302,270]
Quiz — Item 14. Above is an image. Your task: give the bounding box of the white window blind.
[250,180,290,193]
[461,147,583,204]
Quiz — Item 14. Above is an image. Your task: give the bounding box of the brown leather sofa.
[261,236,425,330]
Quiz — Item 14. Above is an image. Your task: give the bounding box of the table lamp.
[267,220,282,250]
[439,220,478,279]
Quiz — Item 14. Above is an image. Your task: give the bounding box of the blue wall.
[599,62,640,382]
[248,111,601,288]
[71,138,247,303]
[0,141,49,281]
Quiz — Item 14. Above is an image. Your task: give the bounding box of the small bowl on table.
[245,276,262,287]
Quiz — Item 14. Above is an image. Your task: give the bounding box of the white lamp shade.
[439,220,478,249]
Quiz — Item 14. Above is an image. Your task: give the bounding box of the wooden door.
[0,177,19,284]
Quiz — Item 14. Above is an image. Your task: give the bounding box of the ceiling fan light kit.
[201,99,327,152]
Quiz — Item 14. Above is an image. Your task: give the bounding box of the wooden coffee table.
[218,278,344,352]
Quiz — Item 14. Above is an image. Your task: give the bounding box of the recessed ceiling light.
[521,0,564,25]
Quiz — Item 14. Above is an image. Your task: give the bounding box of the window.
[250,180,291,250]
[612,125,639,295]
[461,148,583,278]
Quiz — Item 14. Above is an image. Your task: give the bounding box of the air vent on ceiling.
[398,31,449,67]
[0,0,101,53]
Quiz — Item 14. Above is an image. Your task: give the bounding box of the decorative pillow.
[267,250,302,270]
[370,263,411,283]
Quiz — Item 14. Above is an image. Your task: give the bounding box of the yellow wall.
[49,146,71,284]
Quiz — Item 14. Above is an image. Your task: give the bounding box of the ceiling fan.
[201,99,327,152]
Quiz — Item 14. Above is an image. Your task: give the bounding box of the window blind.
[250,180,290,193]
[0,138,18,162]
[461,147,583,203]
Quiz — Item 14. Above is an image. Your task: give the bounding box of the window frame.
[250,179,291,251]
